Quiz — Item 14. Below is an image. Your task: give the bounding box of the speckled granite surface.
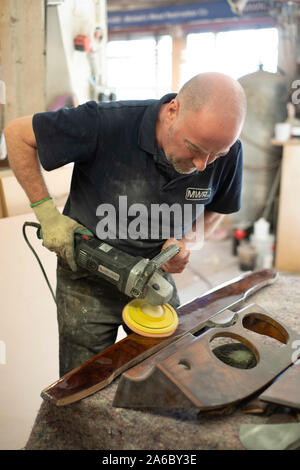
[25,275,300,450]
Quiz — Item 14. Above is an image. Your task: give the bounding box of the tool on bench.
[22,222,180,338]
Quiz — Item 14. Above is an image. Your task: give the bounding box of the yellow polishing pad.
[122,299,178,338]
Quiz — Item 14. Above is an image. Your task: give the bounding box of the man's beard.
[166,154,197,175]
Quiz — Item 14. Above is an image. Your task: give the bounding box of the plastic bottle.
[250,218,274,269]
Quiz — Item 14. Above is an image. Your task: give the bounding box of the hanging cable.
[22,222,56,304]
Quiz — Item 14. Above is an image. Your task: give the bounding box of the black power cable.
[22,222,56,304]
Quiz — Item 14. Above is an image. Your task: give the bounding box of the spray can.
[250,218,274,269]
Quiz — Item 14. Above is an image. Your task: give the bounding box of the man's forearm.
[182,210,224,250]
[204,211,225,239]
[4,116,49,204]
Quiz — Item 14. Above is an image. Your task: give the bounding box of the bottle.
[237,241,257,271]
[250,218,274,269]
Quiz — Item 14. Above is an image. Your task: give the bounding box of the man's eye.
[190,147,206,155]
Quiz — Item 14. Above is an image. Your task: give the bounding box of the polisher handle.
[151,244,180,270]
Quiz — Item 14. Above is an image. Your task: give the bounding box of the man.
[4,72,246,376]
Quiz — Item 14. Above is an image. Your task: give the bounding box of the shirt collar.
[138,93,176,154]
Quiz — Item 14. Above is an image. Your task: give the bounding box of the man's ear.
[166,99,179,123]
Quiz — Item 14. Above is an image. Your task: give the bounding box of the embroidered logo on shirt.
[185,187,211,200]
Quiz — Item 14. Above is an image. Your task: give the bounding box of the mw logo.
[185,187,211,201]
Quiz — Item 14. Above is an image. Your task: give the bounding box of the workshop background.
[0,0,300,450]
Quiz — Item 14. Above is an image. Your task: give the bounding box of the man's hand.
[160,238,190,274]
[33,198,88,271]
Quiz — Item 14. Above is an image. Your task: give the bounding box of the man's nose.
[192,153,210,171]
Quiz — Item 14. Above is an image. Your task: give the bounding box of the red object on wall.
[74,35,92,52]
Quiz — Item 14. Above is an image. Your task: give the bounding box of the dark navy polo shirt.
[32,94,243,258]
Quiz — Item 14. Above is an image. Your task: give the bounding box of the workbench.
[25,274,300,450]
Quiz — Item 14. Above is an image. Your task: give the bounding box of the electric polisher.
[24,222,180,337]
[73,233,180,337]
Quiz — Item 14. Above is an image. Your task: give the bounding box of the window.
[106,35,172,100]
[181,28,278,85]
[106,27,278,100]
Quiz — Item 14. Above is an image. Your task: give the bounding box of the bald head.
[156,72,246,174]
[177,72,246,129]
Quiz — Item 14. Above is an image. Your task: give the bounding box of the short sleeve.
[32,101,99,171]
[205,140,243,214]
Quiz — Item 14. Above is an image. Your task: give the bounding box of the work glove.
[31,197,91,271]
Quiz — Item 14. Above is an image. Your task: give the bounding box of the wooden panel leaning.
[41,269,277,406]
[113,303,299,409]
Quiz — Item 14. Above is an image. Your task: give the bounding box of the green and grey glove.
[31,197,91,271]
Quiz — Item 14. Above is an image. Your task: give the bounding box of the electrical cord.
[22,222,57,304]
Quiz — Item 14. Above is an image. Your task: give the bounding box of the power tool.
[75,233,180,337]
[23,222,180,337]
